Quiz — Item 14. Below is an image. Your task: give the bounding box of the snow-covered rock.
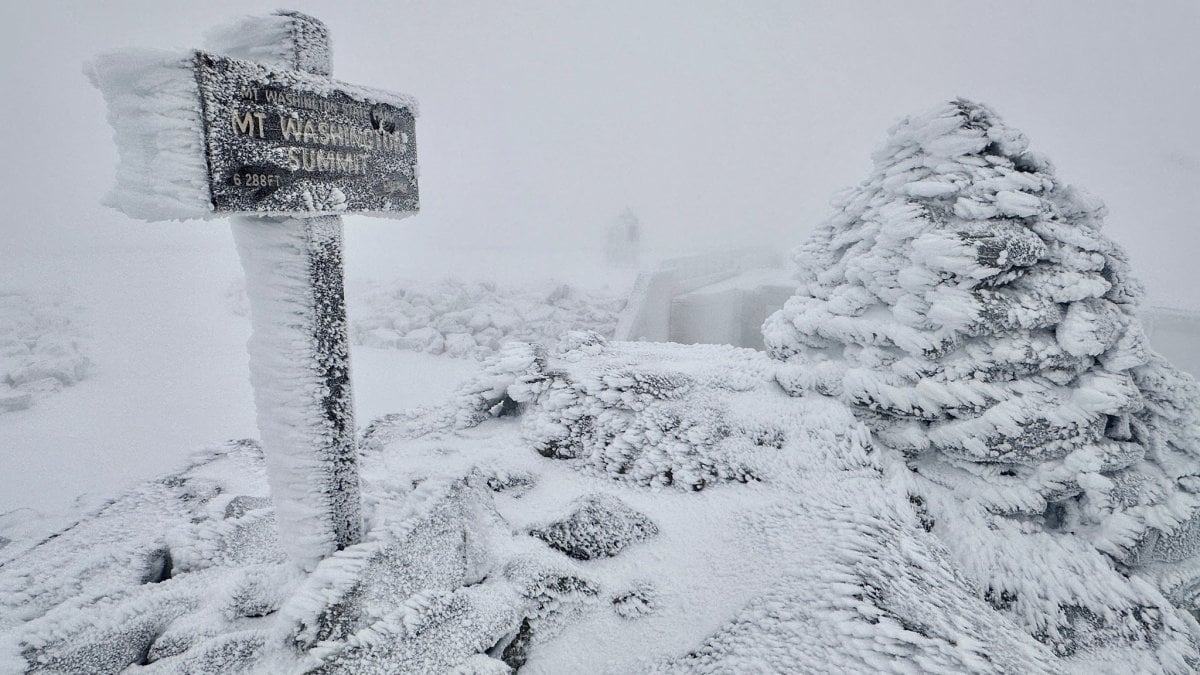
[511,336,781,491]
[7,328,1200,671]
[765,99,1200,666]
[350,279,629,359]
[527,493,658,561]
[0,437,599,674]
[0,290,90,414]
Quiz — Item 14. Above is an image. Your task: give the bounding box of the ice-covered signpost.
[87,11,419,569]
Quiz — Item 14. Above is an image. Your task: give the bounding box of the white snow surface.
[0,242,258,545]
[5,334,1197,673]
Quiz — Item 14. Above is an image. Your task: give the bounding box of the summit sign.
[194,52,418,214]
[89,10,425,568]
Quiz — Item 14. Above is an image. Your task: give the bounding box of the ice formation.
[764,99,1200,662]
[84,10,419,222]
[232,215,362,570]
[84,49,213,222]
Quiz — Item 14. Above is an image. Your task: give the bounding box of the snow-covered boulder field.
[4,99,1200,673]
[350,279,630,359]
[3,334,1196,673]
[0,290,90,414]
[0,337,1067,673]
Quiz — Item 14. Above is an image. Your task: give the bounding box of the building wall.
[619,259,1199,377]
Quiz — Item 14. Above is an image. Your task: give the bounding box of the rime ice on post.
[86,11,419,569]
[210,12,363,570]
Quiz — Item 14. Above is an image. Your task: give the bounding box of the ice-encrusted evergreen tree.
[764,100,1200,656]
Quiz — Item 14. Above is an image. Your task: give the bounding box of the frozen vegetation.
[0,290,90,414]
[4,100,1200,673]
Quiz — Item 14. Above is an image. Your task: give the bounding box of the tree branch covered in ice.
[764,99,1200,662]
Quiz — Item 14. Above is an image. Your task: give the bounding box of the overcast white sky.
[1,0,1198,305]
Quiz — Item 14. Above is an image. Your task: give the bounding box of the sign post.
[88,10,419,570]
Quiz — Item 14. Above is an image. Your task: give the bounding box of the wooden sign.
[194,52,418,214]
[87,10,422,568]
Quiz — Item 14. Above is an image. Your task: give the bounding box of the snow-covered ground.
[0,338,1062,672]
[2,185,1198,670]
[0,237,627,540]
[3,237,1197,533]
[6,333,1196,672]
[0,242,250,527]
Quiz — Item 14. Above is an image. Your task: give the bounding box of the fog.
[0,0,1197,304]
[4,4,1200,668]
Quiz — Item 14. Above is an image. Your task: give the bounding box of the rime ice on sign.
[87,10,421,570]
[86,17,419,221]
[193,52,418,215]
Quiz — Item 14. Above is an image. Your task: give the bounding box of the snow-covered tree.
[765,99,1200,656]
